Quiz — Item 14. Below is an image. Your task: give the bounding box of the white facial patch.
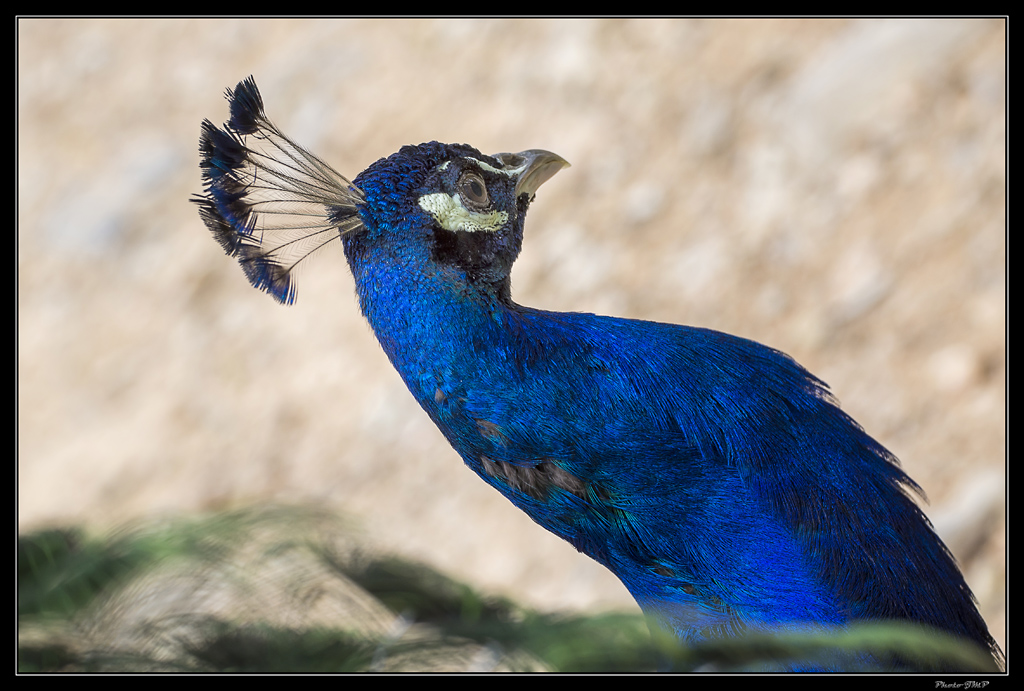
[418,192,508,233]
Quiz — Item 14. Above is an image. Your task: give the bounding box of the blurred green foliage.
[17,505,999,673]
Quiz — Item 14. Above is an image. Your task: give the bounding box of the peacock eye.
[458,171,490,210]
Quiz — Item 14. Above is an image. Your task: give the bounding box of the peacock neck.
[346,248,513,404]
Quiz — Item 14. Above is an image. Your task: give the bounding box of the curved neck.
[345,247,511,403]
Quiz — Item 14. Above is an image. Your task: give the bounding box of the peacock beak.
[492,149,570,199]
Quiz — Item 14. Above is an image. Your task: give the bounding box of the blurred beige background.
[18,18,1004,650]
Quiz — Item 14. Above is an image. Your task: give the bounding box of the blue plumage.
[195,78,1001,671]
